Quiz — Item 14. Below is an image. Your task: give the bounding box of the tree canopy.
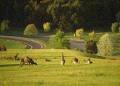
[0,0,120,31]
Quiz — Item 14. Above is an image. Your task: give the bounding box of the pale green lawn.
[0,49,120,86]
[0,39,25,49]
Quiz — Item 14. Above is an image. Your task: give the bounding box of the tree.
[97,33,114,56]
[75,28,84,39]
[0,20,9,32]
[0,0,120,31]
[47,30,69,49]
[47,0,80,31]
[88,30,95,40]
[24,24,38,36]
[116,11,120,22]
[111,22,119,33]
[43,22,51,32]
[86,40,98,54]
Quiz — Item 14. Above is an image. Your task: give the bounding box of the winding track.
[0,35,85,50]
[0,36,43,49]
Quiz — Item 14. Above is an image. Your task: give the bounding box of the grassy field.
[0,39,25,49]
[0,49,120,86]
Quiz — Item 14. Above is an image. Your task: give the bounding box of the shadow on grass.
[83,53,106,59]
[0,64,19,67]
[90,55,106,59]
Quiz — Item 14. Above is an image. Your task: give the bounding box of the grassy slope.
[0,39,25,49]
[0,49,120,86]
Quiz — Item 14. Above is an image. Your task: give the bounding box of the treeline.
[0,0,120,31]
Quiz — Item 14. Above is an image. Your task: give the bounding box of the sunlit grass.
[0,49,82,59]
[0,49,120,86]
[0,58,120,86]
[0,39,25,49]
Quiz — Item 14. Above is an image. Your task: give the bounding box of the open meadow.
[0,49,120,86]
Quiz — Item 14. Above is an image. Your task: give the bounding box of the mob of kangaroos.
[19,53,93,66]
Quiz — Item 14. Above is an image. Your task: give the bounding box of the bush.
[116,11,120,22]
[88,30,95,40]
[0,45,7,51]
[47,30,70,49]
[111,22,119,33]
[97,33,114,56]
[75,28,84,39]
[86,40,98,54]
[43,22,51,32]
[0,20,9,32]
[24,24,38,36]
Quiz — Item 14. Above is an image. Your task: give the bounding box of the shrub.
[43,22,51,32]
[0,45,7,51]
[116,11,120,22]
[75,28,84,39]
[86,40,98,54]
[24,24,38,36]
[47,30,69,49]
[0,20,9,32]
[88,30,95,40]
[119,27,120,32]
[97,33,114,56]
[111,22,119,33]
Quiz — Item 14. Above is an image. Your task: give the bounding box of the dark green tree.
[47,0,81,31]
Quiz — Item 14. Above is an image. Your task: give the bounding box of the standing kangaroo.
[61,53,65,66]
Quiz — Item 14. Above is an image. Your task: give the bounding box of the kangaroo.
[61,53,65,66]
[73,57,79,64]
[20,56,37,66]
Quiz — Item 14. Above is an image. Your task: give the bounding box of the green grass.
[0,39,25,49]
[0,49,82,59]
[0,49,120,86]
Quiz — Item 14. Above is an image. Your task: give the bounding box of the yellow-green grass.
[0,49,81,59]
[0,39,25,49]
[0,49,120,86]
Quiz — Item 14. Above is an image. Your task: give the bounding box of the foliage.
[47,30,70,49]
[86,40,98,54]
[43,22,51,32]
[75,28,84,39]
[0,45,7,51]
[116,11,120,22]
[110,34,120,55]
[97,33,114,56]
[111,22,119,33]
[88,30,95,40]
[24,24,38,36]
[0,20,9,32]
[47,0,80,30]
[1,0,120,31]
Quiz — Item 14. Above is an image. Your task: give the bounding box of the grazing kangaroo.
[84,58,93,64]
[14,53,19,60]
[20,56,37,66]
[87,58,93,64]
[73,57,79,64]
[61,53,65,66]
[45,58,51,62]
